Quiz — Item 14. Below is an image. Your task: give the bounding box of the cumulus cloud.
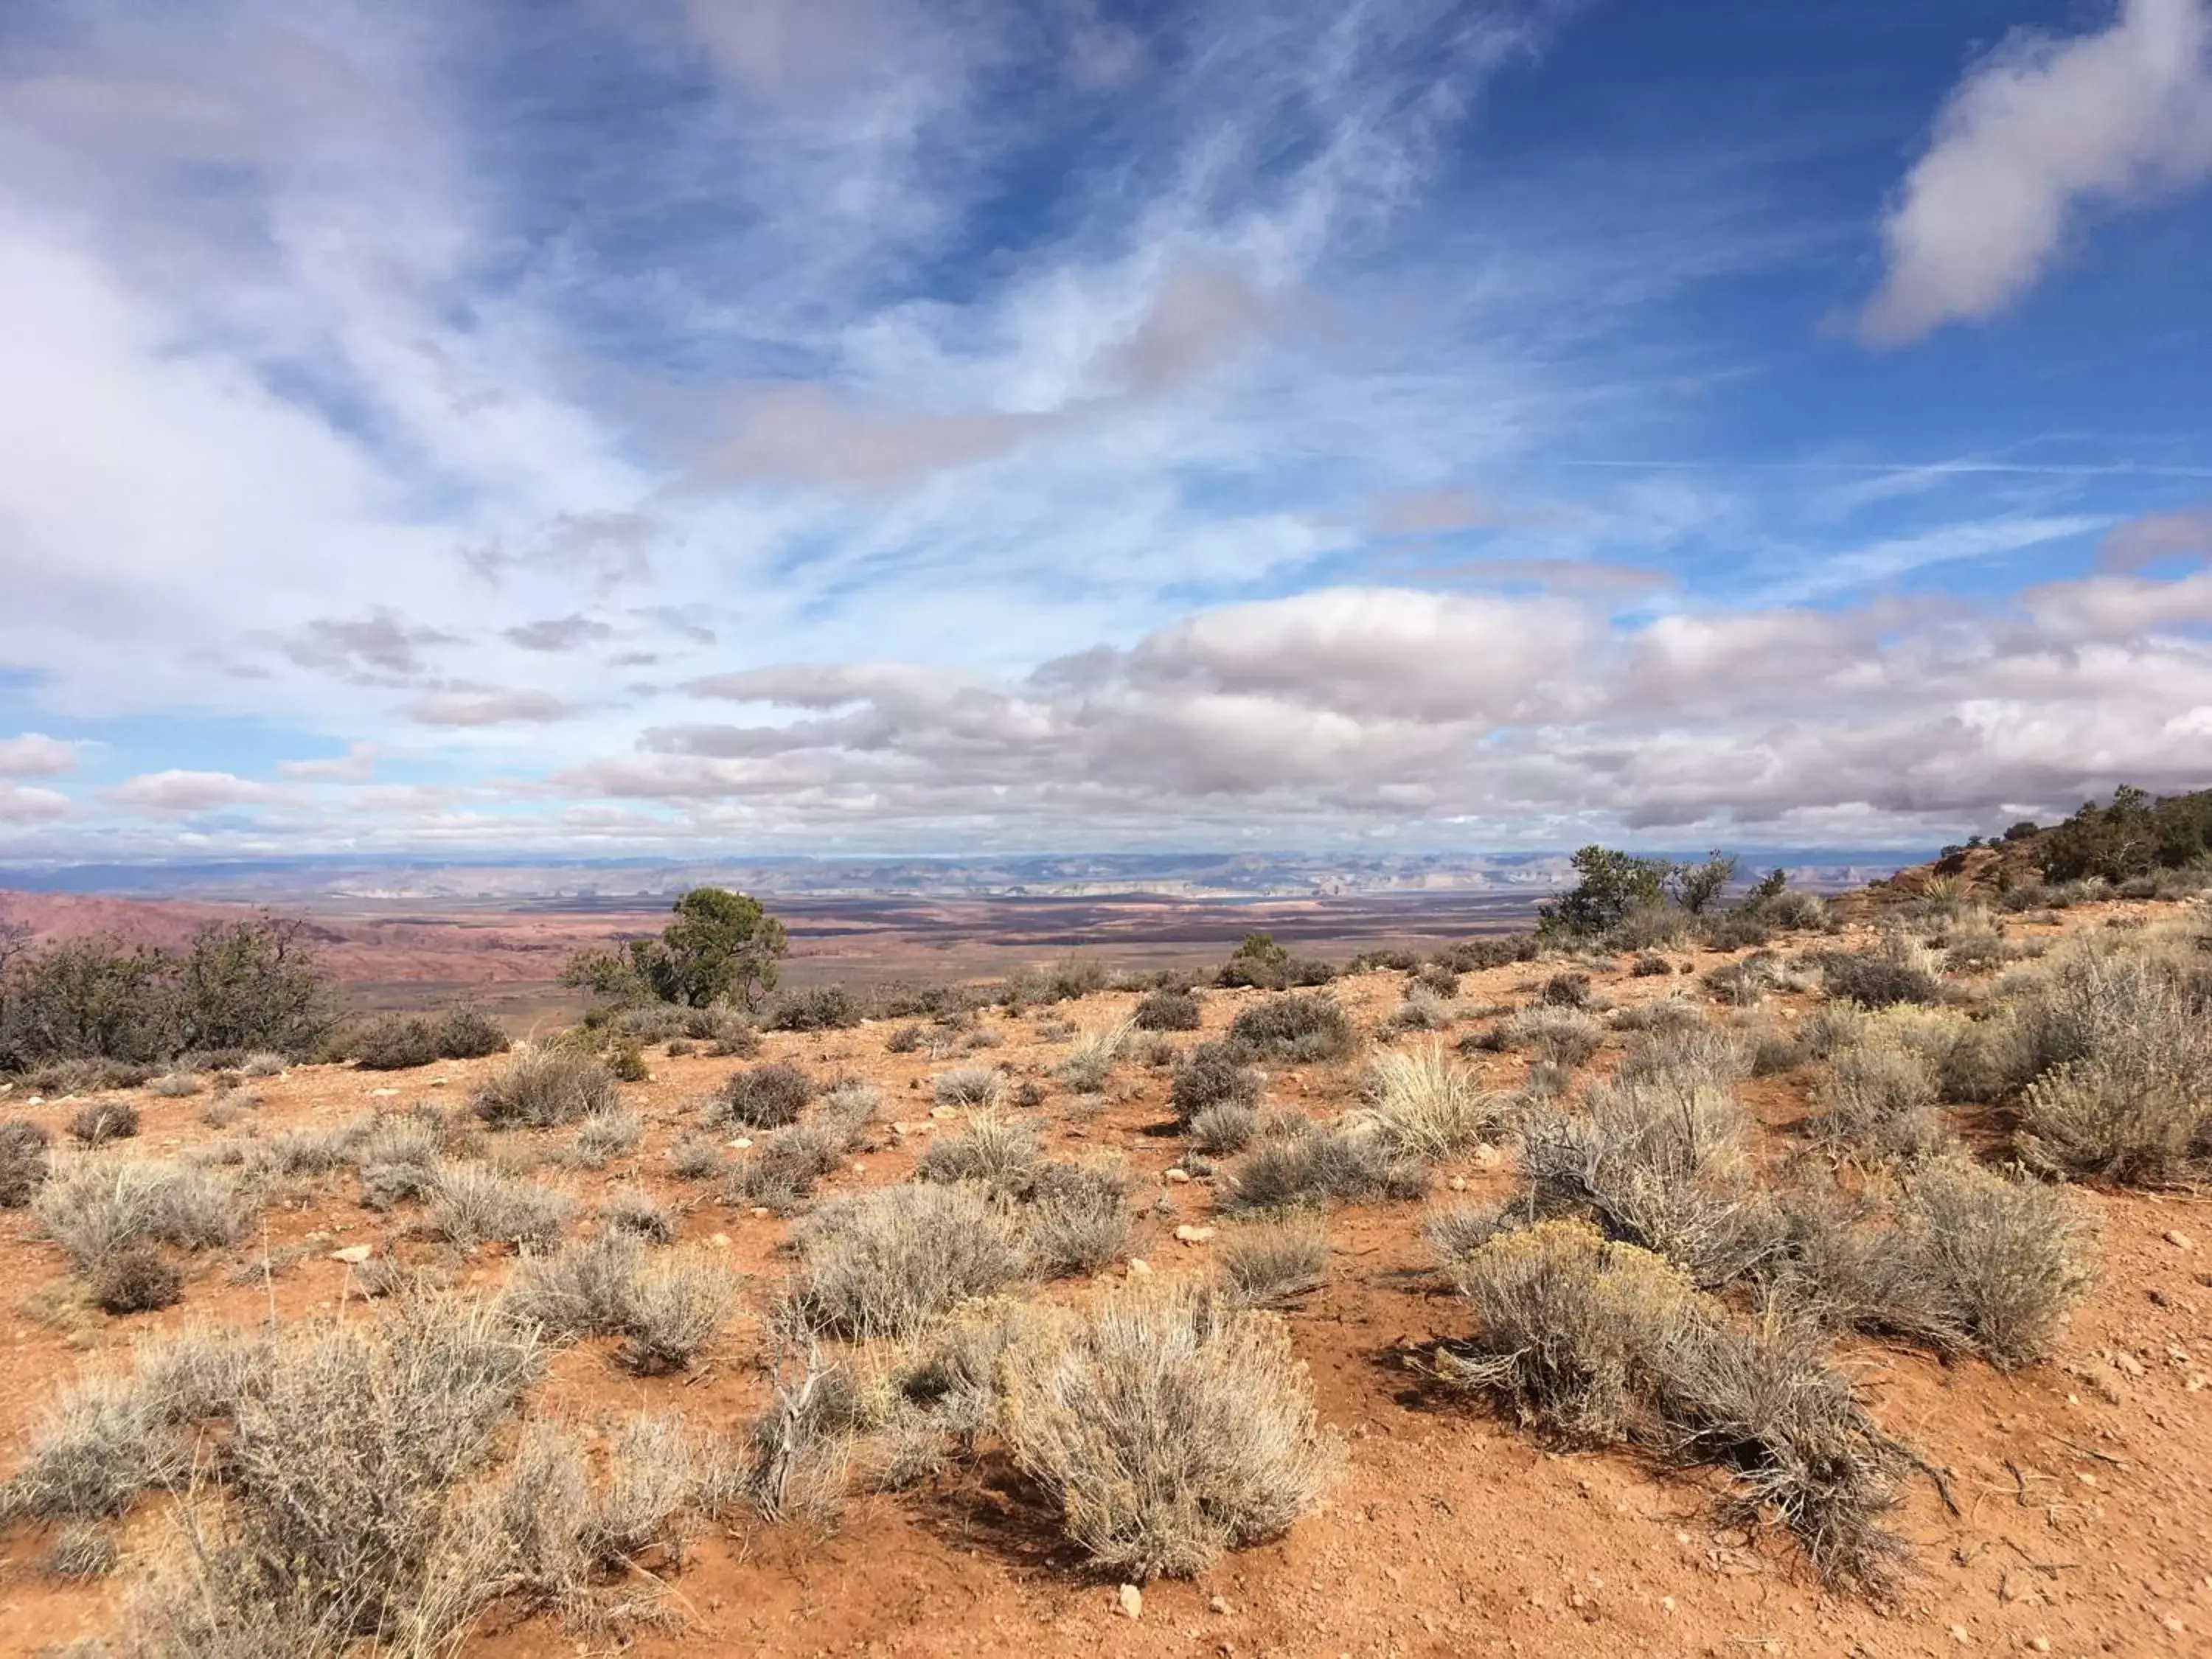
[0,785,72,823]
[406,690,576,727]
[285,612,463,683]
[0,733,82,776]
[1861,0,2212,344]
[106,770,276,813]
[2100,502,2212,569]
[554,567,2212,841]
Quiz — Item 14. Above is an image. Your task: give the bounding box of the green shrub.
[768,984,863,1031]
[1169,1040,1260,1124]
[0,1117,52,1206]
[471,1048,617,1129]
[1133,987,1203,1031]
[1227,994,1356,1063]
[720,1060,815,1129]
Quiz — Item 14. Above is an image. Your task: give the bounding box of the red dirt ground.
[1,905,2208,1658]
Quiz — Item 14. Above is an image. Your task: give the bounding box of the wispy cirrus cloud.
[0,2,2205,859]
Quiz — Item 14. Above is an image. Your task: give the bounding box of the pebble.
[1117,1584,1143,1620]
[708,1233,732,1249]
[1208,1596,1231,1615]
[1949,1624,1969,1644]
[1449,1176,1468,1192]
[728,1137,754,1150]
[1173,1225,1217,1245]
[851,1164,866,1175]
[2029,1639,2050,1654]
[329,1245,373,1264]
[368,1087,399,1097]
[2165,1229,2194,1251]
[751,1206,771,1218]
[1164,1168,1192,1183]
[930,1105,961,1120]
[1127,1259,1152,1277]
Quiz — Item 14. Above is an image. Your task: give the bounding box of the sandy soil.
[1,905,2208,1658]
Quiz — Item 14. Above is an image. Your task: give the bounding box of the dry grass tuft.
[1365,1044,1498,1161]
[929,1065,1006,1111]
[34,1155,240,1267]
[1219,1216,1329,1307]
[425,1162,574,1251]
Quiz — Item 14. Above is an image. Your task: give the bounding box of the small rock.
[851,1164,866,1175]
[751,1206,771,1218]
[1127,1258,1152,1277]
[2112,1350,2146,1377]
[368,1087,400,1098]
[1164,1168,1192,1184]
[329,1245,373,1265]
[1472,1143,1503,1170]
[1173,1224,1216,1245]
[728,1136,754,1150]
[1949,1625,1969,1644]
[2164,1229,2194,1251]
[2029,1638,2050,1654]
[708,1233,732,1249]
[1208,1596,1231,1615]
[931,1105,960,1120]
[24,1096,44,1107]
[1712,1528,1750,1549]
[1448,1176,1468,1192]
[1660,1596,1676,1613]
[429,1076,450,1085]
[1117,1584,1143,1620]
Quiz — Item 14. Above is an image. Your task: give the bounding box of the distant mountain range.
[0,850,1924,905]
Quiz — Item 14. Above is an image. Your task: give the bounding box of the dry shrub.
[0,1118,52,1206]
[791,1183,1024,1339]
[1228,993,1356,1063]
[1646,1316,1907,1593]
[1770,1164,2091,1368]
[1387,986,1455,1032]
[504,1233,732,1373]
[34,1155,240,1267]
[88,1242,184,1314]
[1058,1021,1132,1092]
[1500,1006,1602,1067]
[998,1281,1339,1579]
[2003,944,2212,1181]
[1519,1074,1772,1288]
[1891,1161,2092,1367]
[1187,1099,1259,1155]
[1808,1036,1954,1164]
[1437,1220,1694,1441]
[720,1060,815,1129]
[1133,987,1203,1032]
[1169,1040,1260,1125]
[1815,946,1942,1009]
[568,1109,644,1169]
[478,1413,695,1618]
[667,1136,725,1182]
[125,1297,543,1657]
[1024,1160,1134,1277]
[425,1163,574,1251]
[919,1111,1041,1196]
[727,1120,846,1213]
[1365,1044,1498,1161]
[1222,1119,1428,1211]
[1,1371,189,1521]
[354,1013,445,1071]
[1220,1216,1329,1307]
[145,1072,203,1099]
[727,1345,871,1525]
[69,1099,141,1146]
[1436,1221,1906,1592]
[472,1047,617,1129]
[602,1186,676,1245]
[929,1064,1005,1110]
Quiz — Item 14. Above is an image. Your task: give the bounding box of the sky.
[1,0,2210,861]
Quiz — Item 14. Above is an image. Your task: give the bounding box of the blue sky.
[0,0,2208,858]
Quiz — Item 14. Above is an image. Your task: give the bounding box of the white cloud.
[0,734,82,776]
[407,690,577,727]
[0,785,72,823]
[106,770,277,813]
[1861,0,2212,344]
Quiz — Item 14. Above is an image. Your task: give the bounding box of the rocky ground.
[2,900,2208,1659]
